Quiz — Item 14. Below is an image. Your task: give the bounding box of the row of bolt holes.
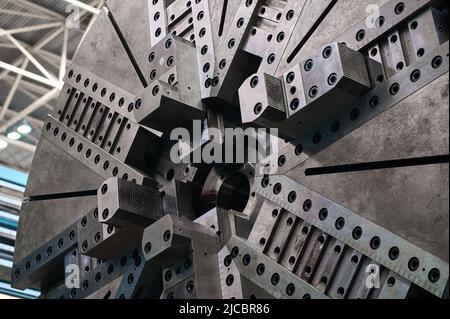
[261,222,397,296]
[164,258,194,298]
[253,45,337,115]
[154,1,404,83]
[369,20,427,73]
[65,184,140,298]
[224,246,308,298]
[170,2,212,46]
[248,6,288,43]
[151,0,197,38]
[265,54,443,151]
[168,2,202,41]
[264,8,296,65]
[65,251,141,299]
[144,231,196,299]
[182,0,258,88]
[204,0,256,88]
[290,51,441,115]
[228,245,399,298]
[228,1,290,69]
[148,38,178,87]
[355,2,407,42]
[260,178,441,284]
[14,230,76,279]
[165,3,292,67]
[148,26,225,89]
[150,1,260,88]
[61,93,129,140]
[67,71,141,112]
[45,123,138,182]
[80,209,114,254]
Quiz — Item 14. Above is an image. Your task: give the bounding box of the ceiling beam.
[0,61,60,89]
[0,8,58,21]
[4,75,53,96]
[37,52,61,71]
[3,77,56,110]
[0,5,94,82]
[0,88,59,134]
[0,22,63,37]
[4,33,59,85]
[0,27,64,82]
[0,59,29,123]
[0,36,71,67]
[0,0,102,157]
[7,0,65,20]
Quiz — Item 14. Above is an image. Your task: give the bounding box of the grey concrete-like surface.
[72,8,144,95]
[25,137,104,197]
[287,74,450,261]
[13,0,449,275]
[277,0,390,76]
[14,195,97,262]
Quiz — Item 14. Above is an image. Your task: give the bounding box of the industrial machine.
[10,0,449,299]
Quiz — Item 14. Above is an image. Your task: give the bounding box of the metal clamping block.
[97,178,165,228]
[142,214,220,266]
[281,42,371,140]
[239,42,371,139]
[11,223,78,290]
[147,34,200,89]
[301,43,371,99]
[407,7,449,66]
[134,34,205,134]
[285,43,371,128]
[239,72,287,126]
[142,214,222,298]
[134,80,205,135]
[77,208,141,259]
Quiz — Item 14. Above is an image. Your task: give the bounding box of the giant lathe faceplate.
[11,0,449,299]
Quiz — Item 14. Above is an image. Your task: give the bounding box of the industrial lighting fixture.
[0,139,8,150]
[6,132,21,140]
[17,124,32,135]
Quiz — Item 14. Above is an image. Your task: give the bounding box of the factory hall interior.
[0,0,448,301]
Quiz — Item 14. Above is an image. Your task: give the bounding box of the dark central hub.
[217,172,250,213]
